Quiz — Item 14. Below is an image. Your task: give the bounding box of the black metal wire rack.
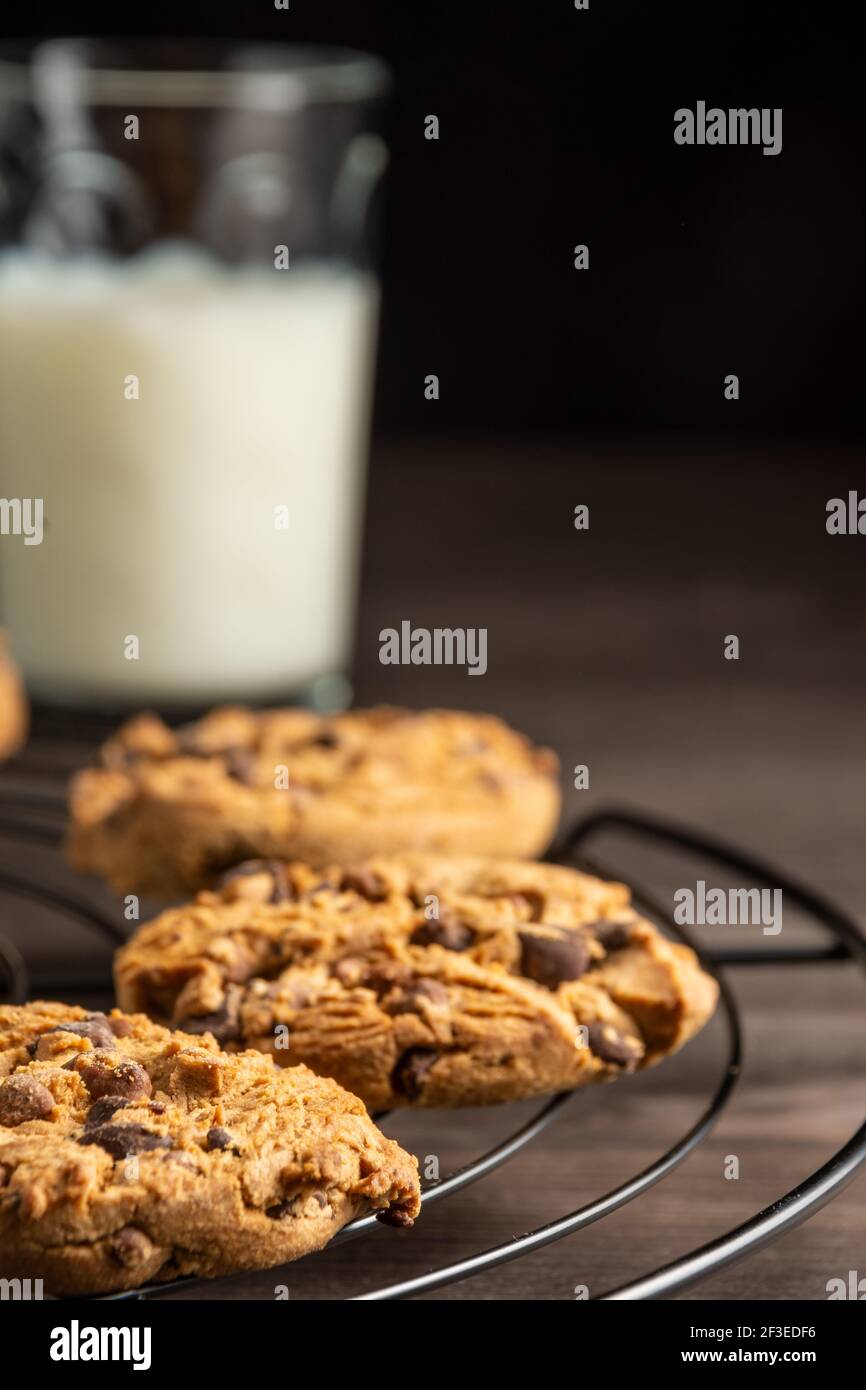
[1,788,864,1301]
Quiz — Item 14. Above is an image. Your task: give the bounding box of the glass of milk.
[0,41,389,706]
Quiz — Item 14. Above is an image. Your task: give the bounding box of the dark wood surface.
[2,437,864,1300]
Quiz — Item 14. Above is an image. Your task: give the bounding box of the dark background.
[7,0,865,435]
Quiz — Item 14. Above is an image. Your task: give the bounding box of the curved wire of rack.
[0,804,863,1300]
[574,812,866,1301]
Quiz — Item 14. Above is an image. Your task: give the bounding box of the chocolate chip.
[311,1190,329,1208]
[412,978,449,1006]
[361,961,412,999]
[511,889,546,922]
[223,747,257,785]
[586,1022,643,1066]
[518,929,590,989]
[589,920,635,952]
[0,1074,54,1126]
[76,1054,152,1102]
[216,858,294,903]
[80,1013,120,1047]
[376,1204,416,1229]
[265,1199,292,1219]
[206,1126,238,1153]
[30,1013,117,1054]
[80,1124,173,1159]
[109,1226,154,1268]
[411,911,476,952]
[108,1016,134,1038]
[0,1163,10,1187]
[340,868,388,901]
[66,1015,117,1047]
[392,1048,438,1100]
[387,978,449,1014]
[305,730,340,750]
[178,985,242,1043]
[86,1095,131,1127]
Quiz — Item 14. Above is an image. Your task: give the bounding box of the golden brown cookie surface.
[67,706,560,896]
[0,1001,420,1296]
[116,855,719,1111]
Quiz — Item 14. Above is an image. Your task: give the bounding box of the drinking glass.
[0,40,390,707]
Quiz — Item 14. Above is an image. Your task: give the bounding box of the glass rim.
[0,38,391,109]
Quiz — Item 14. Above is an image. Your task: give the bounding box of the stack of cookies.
[0,705,718,1295]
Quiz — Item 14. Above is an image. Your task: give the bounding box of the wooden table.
[3,437,864,1300]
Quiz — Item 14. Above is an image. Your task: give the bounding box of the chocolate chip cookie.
[67,706,560,897]
[0,632,27,761]
[115,855,719,1111]
[0,1002,420,1296]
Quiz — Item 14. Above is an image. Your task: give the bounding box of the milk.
[0,246,378,703]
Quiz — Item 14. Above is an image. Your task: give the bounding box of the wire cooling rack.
[0,779,864,1301]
